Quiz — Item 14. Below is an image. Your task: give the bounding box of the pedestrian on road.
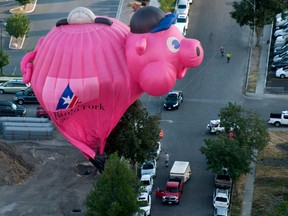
[226,52,231,63]
[165,152,169,167]
[209,32,213,41]
[220,46,224,57]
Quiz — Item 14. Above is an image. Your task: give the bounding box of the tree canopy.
[230,0,288,46]
[86,153,139,216]
[0,51,10,75]
[200,102,270,181]
[6,13,30,39]
[106,100,160,165]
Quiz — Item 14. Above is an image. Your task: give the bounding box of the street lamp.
[0,20,3,75]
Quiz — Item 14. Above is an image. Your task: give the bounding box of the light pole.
[0,20,3,75]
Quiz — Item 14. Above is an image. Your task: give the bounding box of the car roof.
[177,14,187,18]
[210,119,220,124]
[168,90,183,95]
[137,192,149,201]
[140,174,152,181]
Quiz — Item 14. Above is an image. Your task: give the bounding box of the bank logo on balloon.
[56,84,81,110]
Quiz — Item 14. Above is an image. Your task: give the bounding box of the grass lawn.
[252,131,288,216]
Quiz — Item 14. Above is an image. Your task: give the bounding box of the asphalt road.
[1,0,288,215]
[143,1,288,216]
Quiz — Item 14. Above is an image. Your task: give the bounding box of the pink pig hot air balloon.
[20,6,204,173]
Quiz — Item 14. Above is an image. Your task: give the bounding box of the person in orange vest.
[159,129,164,139]
[229,128,233,140]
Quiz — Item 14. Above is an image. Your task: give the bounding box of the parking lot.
[265,14,288,94]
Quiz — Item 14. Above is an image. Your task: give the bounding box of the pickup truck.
[268,110,288,127]
[155,178,184,205]
[215,173,232,189]
[207,119,225,134]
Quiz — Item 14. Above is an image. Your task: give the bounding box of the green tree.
[230,0,287,47]
[6,13,30,39]
[86,153,139,216]
[200,102,269,187]
[200,136,251,181]
[0,50,10,75]
[219,102,270,153]
[106,100,160,168]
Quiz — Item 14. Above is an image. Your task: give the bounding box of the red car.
[36,106,49,118]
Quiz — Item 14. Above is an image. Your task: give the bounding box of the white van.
[170,161,191,183]
[176,0,190,16]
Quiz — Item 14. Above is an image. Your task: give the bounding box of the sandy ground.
[0,129,100,216]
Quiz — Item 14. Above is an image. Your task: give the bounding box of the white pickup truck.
[268,110,288,127]
[206,119,225,134]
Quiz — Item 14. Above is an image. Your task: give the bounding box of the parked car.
[0,101,26,117]
[214,206,229,216]
[271,58,288,69]
[36,106,49,118]
[135,192,151,216]
[274,27,288,37]
[154,141,161,160]
[163,90,184,110]
[276,10,288,23]
[0,79,29,94]
[141,160,157,177]
[275,66,288,78]
[274,34,288,48]
[207,119,225,134]
[140,174,153,194]
[174,14,189,36]
[14,88,38,105]
[275,20,288,29]
[274,43,288,55]
[273,51,288,62]
[213,188,230,208]
[176,0,190,16]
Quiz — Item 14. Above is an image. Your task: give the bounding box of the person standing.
[220,46,224,57]
[165,152,169,167]
[226,52,231,63]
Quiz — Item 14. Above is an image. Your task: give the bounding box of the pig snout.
[179,38,204,68]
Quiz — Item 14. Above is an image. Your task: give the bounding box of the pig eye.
[166,37,180,53]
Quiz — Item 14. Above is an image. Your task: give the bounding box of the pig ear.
[20,37,44,83]
[135,37,147,56]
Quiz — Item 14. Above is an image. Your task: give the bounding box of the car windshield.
[138,200,148,207]
[178,5,186,9]
[166,187,178,193]
[142,163,154,169]
[141,180,150,186]
[177,18,187,23]
[280,51,288,57]
[166,94,177,101]
[11,103,17,110]
[216,197,227,202]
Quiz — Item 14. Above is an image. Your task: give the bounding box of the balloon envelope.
[21,15,142,159]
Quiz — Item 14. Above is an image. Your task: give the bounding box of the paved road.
[1,0,288,215]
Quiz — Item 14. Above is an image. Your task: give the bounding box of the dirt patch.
[0,142,40,186]
[0,129,99,215]
[246,46,261,93]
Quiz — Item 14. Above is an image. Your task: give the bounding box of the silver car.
[273,51,288,62]
[0,79,29,94]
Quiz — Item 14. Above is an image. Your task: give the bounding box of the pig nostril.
[196,47,200,56]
